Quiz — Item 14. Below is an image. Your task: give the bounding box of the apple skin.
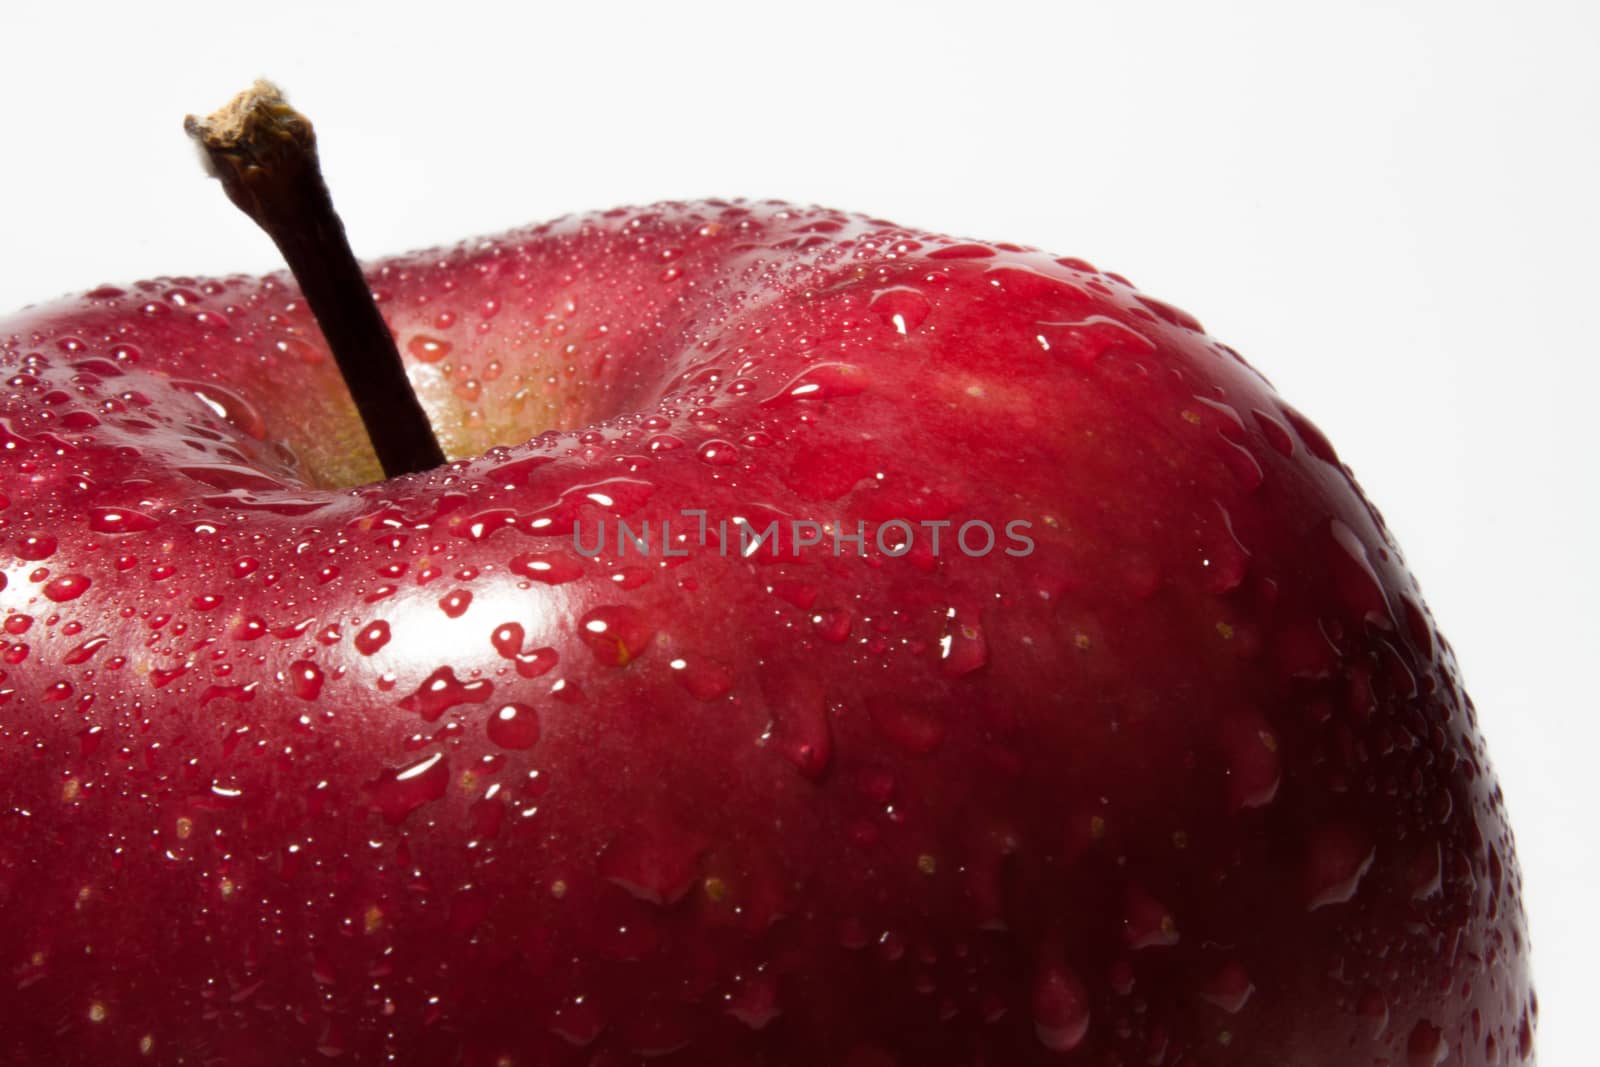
[0,201,1532,1066]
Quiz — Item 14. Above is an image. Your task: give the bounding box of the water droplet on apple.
[1328,518,1394,628]
[483,619,525,655]
[763,683,834,779]
[1221,713,1281,810]
[578,605,654,666]
[510,552,584,585]
[928,242,997,260]
[407,335,453,363]
[272,334,324,364]
[486,702,541,749]
[1031,961,1091,1051]
[517,477,657,537]
[1400,594,1435,662]
[43,574,90,602]
[670,656,733,701]
[399,666,493,722]
[1408,840,1444,900]
[724,971,782,1030]
[647,433,685,453]
[1033,316,1156,369]
[365,751,449,825]
[178,464,289,492]
[1282,405,1340,466]
[549,996,605,1047]
[87,506,159,534]
[1407,1019,1448,1067]
[813,608,853,643]
[354,620,392,655]
[230,615,268,641]
[1356,988,1390,1036]
[1219,438,1265,489]
[1113,886,1177,956]
[1303,821,1376,910]
[1199,962,1255,1013]
[597,824,703,905]
[438,588,472,618]
[289,661,324,700]
[1192,504,1252,596]
[16,533,57,561]
[868,287,932,334]
[172,380,267,439]
[765,364,868,405]
[697,439,739,466]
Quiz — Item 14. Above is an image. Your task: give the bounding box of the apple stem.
[184,81,445,479]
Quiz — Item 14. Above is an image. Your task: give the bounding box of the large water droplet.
[486,703,541,750]
[928,242,996,260]
[725,971,782,1030]
[764,678,834,779]
[1303,822,1376,910]
[764,364,868,405]
[549,996,605,1047]
[63,634,109,665]
[87,507,159,534]
[1329,519,1393,628]
[178,464,289,492]
[697,439,740,466]
[1031,961,1091,1052]
[438,589,473,618]
[289,661,325,700]
[43,574,91,602]
[407,335,453,364]
[1122,886,1179,948]
[1282,405,1340,466]
[670,656,733,701]
[868,287,932,334]
[1221,712,1281,810]
[16,533,57,561]
[578,606,654,666]
[399,666,492,722]
[1199,962,1255,1014]
[365,752,449,825]
[510,552,585,585]
[597,824,703,905]
[172,380,267,439]
[1033,316,1156,369]
[354,621,392,655]
[1407,1019,1448,1067]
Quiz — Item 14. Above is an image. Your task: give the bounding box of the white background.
[1,0,1594,1058]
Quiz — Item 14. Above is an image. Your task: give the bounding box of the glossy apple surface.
[0,202,1533,1065]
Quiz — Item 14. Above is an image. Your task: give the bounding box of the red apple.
[0,102,1532,1065]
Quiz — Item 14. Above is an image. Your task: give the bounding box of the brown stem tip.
[186,81,445,480]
